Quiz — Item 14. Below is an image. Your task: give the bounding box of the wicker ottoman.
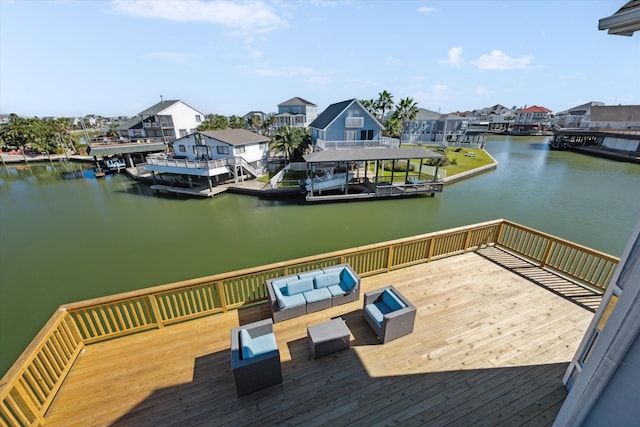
[307,318,351,359]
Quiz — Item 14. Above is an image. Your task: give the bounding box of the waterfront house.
[116,100,205,143]
[512,105,552,134]
[144,129,269,194]
[275,97,318,130]
[309,98,392,150]
[401,109,488,146]
[552,102,605,128]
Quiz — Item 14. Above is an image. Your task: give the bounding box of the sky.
[1,0,638,118]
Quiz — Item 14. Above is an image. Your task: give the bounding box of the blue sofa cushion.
[381,289,406,311]
[297,271,319,280]
[286,278,314,295]
[239,328,278,359]
[322,266,358,292]
[314,272,341,288]
[303,287,332,303]
[365,301,394,327]
[327,284,346,297]
[273,283,305,310]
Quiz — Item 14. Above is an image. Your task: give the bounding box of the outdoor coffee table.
[307,317,351,359]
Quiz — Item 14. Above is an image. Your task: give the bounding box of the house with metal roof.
[116,100,205,143]
[309,98,397,150]
[275,97,317,130]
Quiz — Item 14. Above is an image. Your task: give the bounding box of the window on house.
[367,130,374,140]
[236,146,245,154]
[260,142,267,150]
[178,145,186,152]
[195,115,202,122]
[217,146,229,155]
[360,130,367,140]
[195,133,206,145]
[179,129,187,137]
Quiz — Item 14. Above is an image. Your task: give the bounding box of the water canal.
[1,135,639,375]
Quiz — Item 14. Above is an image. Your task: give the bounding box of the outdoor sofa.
[363,285,417,343]
[230,318,282,396]
[267,263,360,323]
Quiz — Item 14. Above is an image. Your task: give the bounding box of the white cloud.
[384,56,400,65]
[417,6,436,13]
[433,84,449,96]
[473,50,532,70]
[439,46,464,67]
[475,86,490,95]
[111,0,288,37]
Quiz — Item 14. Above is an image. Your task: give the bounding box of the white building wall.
[163,102,204,137]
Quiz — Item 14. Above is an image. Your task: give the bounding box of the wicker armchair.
[230,318,282,396]
[363,285,417,344]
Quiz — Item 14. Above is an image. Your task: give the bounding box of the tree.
[360,99,378,117]
[248,114,262,133]
[395,97,419,146]
[375,90,394,123]
[197,114,228,131]
[384,116,402,138]
[229,115,245,129]
[270,125,311,162]
[263,114,277,137]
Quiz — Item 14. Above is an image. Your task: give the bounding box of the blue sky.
[1,0,638,118]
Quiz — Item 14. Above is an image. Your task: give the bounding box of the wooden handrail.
[0,219,619,425]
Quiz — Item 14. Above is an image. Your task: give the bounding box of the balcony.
[345,117,364,128]
[0,220,616,426]
[316,137,400,150]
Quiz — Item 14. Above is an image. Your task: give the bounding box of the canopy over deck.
[304,147,444,163]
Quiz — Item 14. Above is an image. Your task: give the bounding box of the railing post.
[386,245,394,272]
[217,281,228,312]
[464,229,473,252]
[541,239,554,268]
[427,237,435,261]
[496,220,506,246]
[148,295,165,329]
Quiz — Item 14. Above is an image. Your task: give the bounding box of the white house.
[116,100,205,143]
[145,129,270,188]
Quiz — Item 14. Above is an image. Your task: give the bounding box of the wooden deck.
[42,250,601,426]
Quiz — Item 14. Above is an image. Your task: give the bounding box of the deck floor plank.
[43,252,600,426]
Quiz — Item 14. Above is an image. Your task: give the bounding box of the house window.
[178,145,186,152]
[179,129,187,137]
[195,115,202,123]
[260,142,267,150]
[236,146,245,154]
[360,130,374,140]
[195,133,206,145]
[217,146,229,155]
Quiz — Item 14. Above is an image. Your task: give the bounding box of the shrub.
[383,161,414,172]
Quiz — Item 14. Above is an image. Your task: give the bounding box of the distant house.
[275,97,318,130]
[116,100,205,143]
[513,105,552,133]
[553,102,605,128]
[401,109,488,146]
[309,98,391,150]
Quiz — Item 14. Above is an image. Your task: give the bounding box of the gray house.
[275,97,317,129]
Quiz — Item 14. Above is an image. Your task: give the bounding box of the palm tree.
[384,116,402,138]
[270,126,311,162]
[395,97,419,146]
[248,114,262,133]
[360,99,378,117]
[229,115,245,129]
[375,90,394,123]
[197,114,228,131]
[263,114,277,137]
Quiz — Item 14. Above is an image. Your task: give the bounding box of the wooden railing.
[497,221,619,292]
[0,219,619,425]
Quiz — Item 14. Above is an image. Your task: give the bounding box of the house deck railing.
[0,219,619,426]
[316,137,400,150]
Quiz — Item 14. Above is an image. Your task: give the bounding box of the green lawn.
[442,148,494,176]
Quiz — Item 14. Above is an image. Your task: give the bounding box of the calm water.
[1,136,639,375]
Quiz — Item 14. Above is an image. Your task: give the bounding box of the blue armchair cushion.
[381,289,406,311]
[364,301,393,327]
[322,266,358,292]
[239,328,278,359]
[297,271,319,280]
[314,272,341,288]
[286,278,314,295]
[303,287,332,303]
